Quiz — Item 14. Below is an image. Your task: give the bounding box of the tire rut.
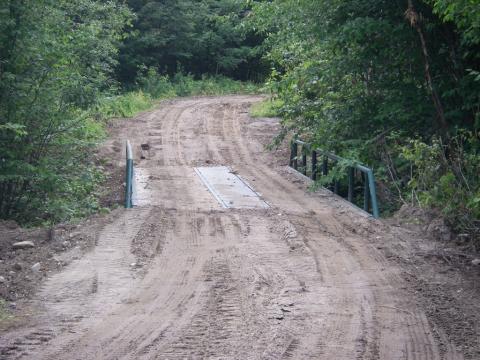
[0,96,463,360]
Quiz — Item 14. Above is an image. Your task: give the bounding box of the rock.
[0,276,5,283]
[457,233,470,244]
[12,241,35,249]
[69,231,82,239]
[13,263,22,271]
[62,241,70,248]
[471,259,480,266]
[31,263,41,272]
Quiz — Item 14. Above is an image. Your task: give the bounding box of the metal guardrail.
[290,140,379,218]
[125,140,134,208]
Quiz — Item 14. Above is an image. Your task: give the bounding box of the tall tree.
[117,0,265,83]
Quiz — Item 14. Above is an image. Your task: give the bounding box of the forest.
[1,0,479,246]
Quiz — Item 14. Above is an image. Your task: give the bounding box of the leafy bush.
[250,99,283,118]
[135,68,260,98]
[94,92,154,120]
[137,68,176,99]
[400,133,480,244]
[170,72,259,96]
[247,0,480,244]
[0,1,132,225]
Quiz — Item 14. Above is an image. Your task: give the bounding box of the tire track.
[0,96,463,360]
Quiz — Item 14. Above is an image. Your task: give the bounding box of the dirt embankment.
[0,95,479,359]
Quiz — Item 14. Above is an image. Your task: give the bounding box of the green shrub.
[94,91,154,120]
[138,68,260,98]
[250,99,283,118]
[137,68,176,99]
[400,133,480,245]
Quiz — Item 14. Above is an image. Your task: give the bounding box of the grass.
[94,91,154,120]
[250,98,283,118]
[94,73,261,121]
[170,74,259,96]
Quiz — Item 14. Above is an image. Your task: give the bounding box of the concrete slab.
[194,166,269,209]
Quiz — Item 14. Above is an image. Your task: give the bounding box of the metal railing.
[290,140,379,218]
[125,140,134,208]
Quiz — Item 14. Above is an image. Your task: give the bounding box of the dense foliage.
[0,0,132,223]
[0,0,261,225]
[248,0,480,244]
[117,0,266,83]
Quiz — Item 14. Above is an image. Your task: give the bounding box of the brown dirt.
[0,95,479,359]
[0,136,127,321]
[0,213,120,313]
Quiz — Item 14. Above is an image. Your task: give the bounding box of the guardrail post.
[348,167,354,202]
[367,170,380,218]
[322,157,328,176]
[288,140,380,218]
[290,142,298,170]
[125,140,133,209]
[311,151,317,180]
[302,149,307,176]
[363,172,369,212]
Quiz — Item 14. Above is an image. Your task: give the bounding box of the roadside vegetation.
[95,73,258,120]
[1,0,479,248]
[249,99,283,118]
[0,1,262,226]
[247,0,480,248]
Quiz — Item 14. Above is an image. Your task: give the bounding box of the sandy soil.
[0,96,477,359]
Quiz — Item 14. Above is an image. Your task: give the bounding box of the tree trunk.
[406,0,449,139]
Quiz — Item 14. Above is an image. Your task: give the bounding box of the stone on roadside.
[12,241,35,250]
[31,262,41,272]
[0,276,5,283]
[471,258,480,266]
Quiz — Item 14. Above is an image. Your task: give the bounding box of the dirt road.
[0,96,463,359]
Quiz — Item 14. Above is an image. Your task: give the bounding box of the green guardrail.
[290,140,379,218]
[125,140,134,208]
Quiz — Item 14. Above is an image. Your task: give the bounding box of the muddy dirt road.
[0,96,464,359]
